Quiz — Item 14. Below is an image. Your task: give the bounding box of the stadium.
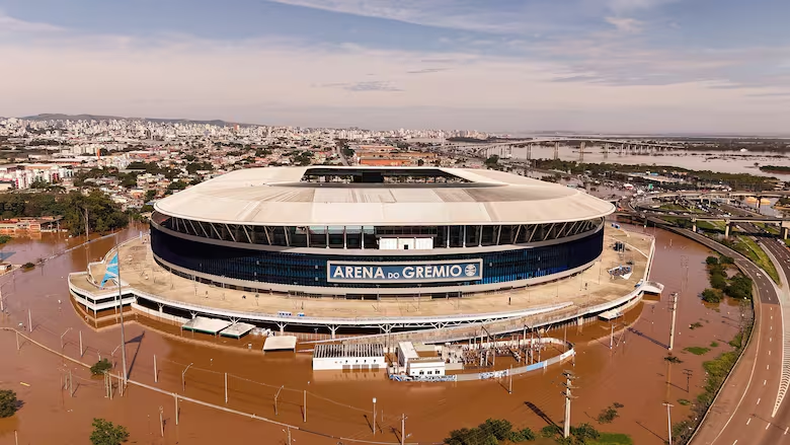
[150,166,613,297]
[68,166,660,338]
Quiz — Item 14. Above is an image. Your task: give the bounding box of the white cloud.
[1,31,788,134]
[605,16,643,33]
[607,0,682,14]
[263,0,550,34]
[0,11,63,33]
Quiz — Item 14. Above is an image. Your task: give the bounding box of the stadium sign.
[327,259,483,284]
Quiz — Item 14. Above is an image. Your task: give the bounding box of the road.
[637,216,789,444]
[658,226,785,445]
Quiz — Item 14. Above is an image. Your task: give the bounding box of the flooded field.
[0,225,748,444]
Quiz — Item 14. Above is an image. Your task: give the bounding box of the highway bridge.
[439,136,685,159]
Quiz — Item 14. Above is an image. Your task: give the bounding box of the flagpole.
[116,244,128,384]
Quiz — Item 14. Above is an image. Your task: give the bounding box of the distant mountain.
[22,113,241,127]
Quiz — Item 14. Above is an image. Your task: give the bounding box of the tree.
[144,189,157,203]
[705,256,719,266]
[710,273,727,290]
[90,358,113,376]
[485,155,500,167]
[701,288,723,303]
[417,159,425,166]
[0,389,19,418]
[30,177,49,189]
[90,418,129,445]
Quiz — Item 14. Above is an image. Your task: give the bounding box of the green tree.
[0,389,19,418]
[485,155,500,167]
[144,189,157,203]
[89,418,129,445]
[705,256,719,266]
[710,273,727,290]
[90,358,113,376]
[701,288,723,303]
[30,177,49,189]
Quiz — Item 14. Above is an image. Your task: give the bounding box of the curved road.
[652,223,787,444]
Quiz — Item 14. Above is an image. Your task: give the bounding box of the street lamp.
[182,362,194,391]
[60,327,72,350]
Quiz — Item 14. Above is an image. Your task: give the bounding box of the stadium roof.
[155,166,614,226]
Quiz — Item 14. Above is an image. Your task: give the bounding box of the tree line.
[0,190,128,235]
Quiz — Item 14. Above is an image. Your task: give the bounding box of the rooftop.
[155,166,615,226]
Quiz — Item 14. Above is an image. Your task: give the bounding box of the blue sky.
[1,0,789,133]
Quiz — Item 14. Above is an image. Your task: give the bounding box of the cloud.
[0,6,789,133]
[0,12,63,33]
[607,0,682,14]
[263,0,553,34]
[406,68,447,74]
[320,81,403,92]
[605,17,643,33]
[747,92,790,97]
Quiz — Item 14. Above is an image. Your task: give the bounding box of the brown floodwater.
[0,224,747,444]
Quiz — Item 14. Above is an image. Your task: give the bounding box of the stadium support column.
[782,222,790,239]
[277,322,286,334]
[603,144,608,160]
[691,219,697,232]
[553,142,559,160]
[579,142,585,163]
[724,220,731,238]
[329,325,338,339]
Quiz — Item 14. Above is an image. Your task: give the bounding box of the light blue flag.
[100,253,119,288]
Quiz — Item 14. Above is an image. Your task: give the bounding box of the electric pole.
[117,245,128,384]
[663,402,674,445]
[668,292,678,351]
[401,414,407,445]
[682,369,693,393]
[562,370,578,439]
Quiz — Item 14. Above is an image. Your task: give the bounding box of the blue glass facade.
[151,224,604,291]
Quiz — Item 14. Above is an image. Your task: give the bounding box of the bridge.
[617,211,790,238]
[439,136,685,160]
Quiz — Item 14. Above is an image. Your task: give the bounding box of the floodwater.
[0,224,747,444]
[488,144,790,179]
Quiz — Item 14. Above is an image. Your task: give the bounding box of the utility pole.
[401,414,407,445]
[117,246,128,384]
[609,323,614,349]
[562,370,578,439]
[303,389,307,423]
[159,406,164,437]
[27,309,32,333]
[154,355,158,383]
[274,385,284,416]
[175,393,179,425]
[79,331,83,357]
[225,372,228,404]
[663,402,674,445]
[372,397,377,435]
[682,369,693,393]
[508,366,513,394]
[668,292,678,351]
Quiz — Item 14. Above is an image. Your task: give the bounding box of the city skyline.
[2,0,790,133]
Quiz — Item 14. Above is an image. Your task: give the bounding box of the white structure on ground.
[312,343,385,371]
[397,341,446,377]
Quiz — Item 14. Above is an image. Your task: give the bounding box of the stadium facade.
[149,166,614,298]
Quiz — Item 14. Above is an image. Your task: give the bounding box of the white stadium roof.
[154,167,614,226]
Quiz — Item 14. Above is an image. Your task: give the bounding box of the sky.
[1,0,789,134]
